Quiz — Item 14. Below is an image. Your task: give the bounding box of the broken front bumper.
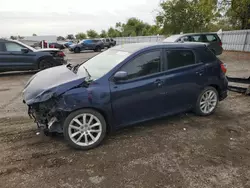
[26,102,63,134]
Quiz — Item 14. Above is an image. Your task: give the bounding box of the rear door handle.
[196,69,204,76]
[154,79,163,87]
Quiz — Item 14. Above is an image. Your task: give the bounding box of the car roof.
[170,32,218,37]
[111,42,206,53]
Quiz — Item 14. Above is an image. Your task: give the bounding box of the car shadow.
[0,70,38,77]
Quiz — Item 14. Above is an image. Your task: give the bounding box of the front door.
[110,49,168,127]
[3,41,35,70]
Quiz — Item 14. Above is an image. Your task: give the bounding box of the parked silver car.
[163,33,223,55]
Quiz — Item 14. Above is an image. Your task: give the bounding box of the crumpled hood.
[23,65,85,105]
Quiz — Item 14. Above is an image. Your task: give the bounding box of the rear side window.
[166,50,195,70]
[196,47,217,63]
[206,35,218,42]
[106,39,110,42]
[192,35,201,42]
[120,50,161,80]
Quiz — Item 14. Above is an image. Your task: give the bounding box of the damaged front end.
[26,98,65,135]
[22,64,96,135]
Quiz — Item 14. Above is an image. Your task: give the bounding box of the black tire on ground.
[74,48,80,53]
[194,86,219,116]
[39,58,53,70]
[63,109,107,150]
[94,46,101,52]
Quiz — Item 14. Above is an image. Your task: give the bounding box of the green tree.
[100,30,107,38]
[75,32,87,40]
[66,34,75,40]
[157,0,218,34]
[57,36,65,41]
[32,33,37,36]
[10,36,17,40]
[107,27,120,37]
[226,0,250,29]
[87,30,99,38]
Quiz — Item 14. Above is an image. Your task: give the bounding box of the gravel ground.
[0,51,249,188]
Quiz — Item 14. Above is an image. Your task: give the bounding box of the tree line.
[66,0,249,40]
[10,0,250,40]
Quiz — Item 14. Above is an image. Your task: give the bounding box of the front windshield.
[77,49,131,80]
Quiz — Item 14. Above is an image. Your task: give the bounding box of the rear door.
[160,48,206,113]
[3,41,35,70]
[84,40,96,50]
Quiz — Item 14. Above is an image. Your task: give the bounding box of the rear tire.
[94,46,101,52]
[39,58,53,70]
[63,109,107,150]
[74,48,80,53]
[194,87,219,116]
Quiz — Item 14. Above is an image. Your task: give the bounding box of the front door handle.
[154,79,163,87]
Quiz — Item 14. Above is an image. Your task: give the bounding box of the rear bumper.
[219,90,228,101]
[54,57,67,65]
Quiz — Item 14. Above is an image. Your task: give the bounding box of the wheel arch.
[37,55,54,69]
[207,84,221,96]
[62,107,112,133]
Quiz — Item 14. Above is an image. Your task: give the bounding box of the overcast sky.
[0,0,160,37]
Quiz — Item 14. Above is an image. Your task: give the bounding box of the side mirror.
[113,71,128,82]
[21,48,29,53]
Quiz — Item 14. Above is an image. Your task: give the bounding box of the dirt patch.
[0,51,250,188]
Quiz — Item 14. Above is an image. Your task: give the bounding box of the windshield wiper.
[82,66,92,80]
[66,63,81,74]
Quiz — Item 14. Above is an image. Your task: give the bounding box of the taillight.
[220,62,227,74]
[57,51,65,57]
[219,41,222,47]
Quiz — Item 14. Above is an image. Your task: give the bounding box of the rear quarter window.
[166,50,195,70]
[196,47,217,63]
[206,35,218,42]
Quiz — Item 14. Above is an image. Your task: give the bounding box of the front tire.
[63,109,107,150]
[194,87,219,116]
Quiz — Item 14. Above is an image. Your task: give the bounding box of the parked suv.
[23,42,228,150]
[69,39,104,53]
[163,33,223,55]
[101,38,116,48]
[0,39,66,72]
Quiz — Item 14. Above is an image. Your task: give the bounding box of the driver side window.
[5,42,24,52]
[120,50,161,80]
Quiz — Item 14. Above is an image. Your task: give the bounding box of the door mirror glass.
[114,71,128,81]
[21,48,29,53]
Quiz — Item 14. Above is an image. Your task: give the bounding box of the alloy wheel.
[68,113,102,146]
[199,90,218,114]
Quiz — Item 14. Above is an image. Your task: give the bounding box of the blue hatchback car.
[23,42,228,150]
